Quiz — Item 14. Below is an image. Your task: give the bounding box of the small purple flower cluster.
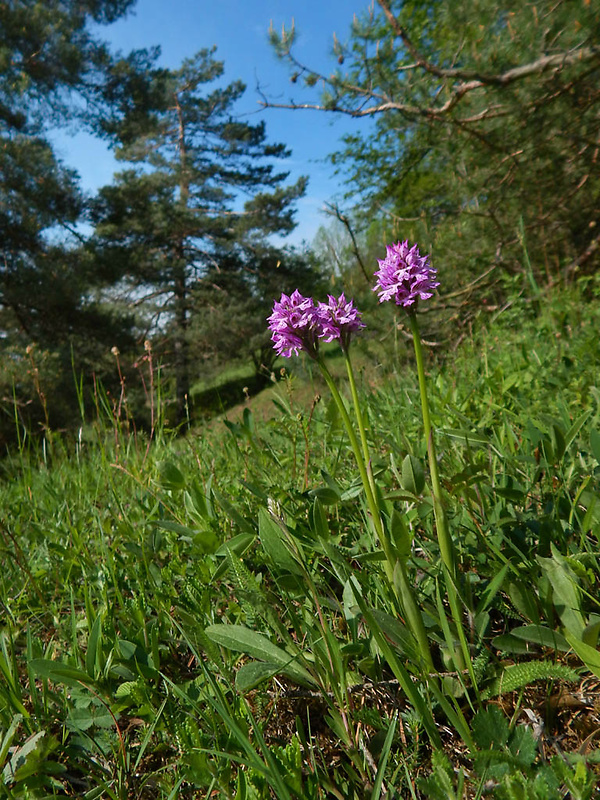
[318,293,366,351]
[268,290,365,358]
[269,241,438,357]
[373,240,439,309]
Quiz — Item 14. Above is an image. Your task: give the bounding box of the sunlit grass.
[1,285,599,798]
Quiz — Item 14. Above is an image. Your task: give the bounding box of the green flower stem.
[408,313,455,581]
[408,313,478,689]
[344,351,376,497]
[317,359,383,547]
[317,356,435,674]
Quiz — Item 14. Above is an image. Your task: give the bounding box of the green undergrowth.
[1,285,599,798]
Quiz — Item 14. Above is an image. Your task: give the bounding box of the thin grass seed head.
[374,240,439,309]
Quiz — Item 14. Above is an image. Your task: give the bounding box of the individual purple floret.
[268,289,323,358]
[373,240,439,309]
[317,293,365,351]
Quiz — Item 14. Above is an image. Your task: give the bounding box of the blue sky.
[50,0,372,245]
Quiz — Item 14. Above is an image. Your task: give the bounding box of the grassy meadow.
[1,284,600,798]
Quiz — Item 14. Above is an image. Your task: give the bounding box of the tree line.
[270,0,600,297]
[2,0,599,445]
[0,0,320,443]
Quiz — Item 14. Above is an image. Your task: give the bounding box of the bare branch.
[376,0,599,87]
[261,0,600,125]
[562,226,600,280]
[323,202,371,284]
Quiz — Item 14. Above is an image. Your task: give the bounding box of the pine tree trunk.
[173,260,190,425]
[173,91,191,425]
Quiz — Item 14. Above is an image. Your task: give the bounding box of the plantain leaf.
[565,634,600,679]
[205,624,315,686]
[158,461,186,491]
[258,507,303,575]
[389,509,413,562]
[86,613,103,680]
[235,661,280,692]
[401,454,425,495]
[28,659,93,688]
[506,624,569,651]
[591,428,600,464]
[538,548,586,638]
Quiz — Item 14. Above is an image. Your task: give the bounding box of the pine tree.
[91,48,312,421]
[0,1,138,438]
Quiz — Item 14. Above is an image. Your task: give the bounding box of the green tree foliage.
[0,1,140,440]
[269,0,600,288]
[188,246,320,380]
[91,48,315,421]
[0,0,134,128]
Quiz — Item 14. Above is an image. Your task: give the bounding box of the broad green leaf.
[385,490,421,502]
[242,407,254,435]
[507,581,540,624]
[321,470,343,498]
[507,624,569,651]
[565,634,600,679]
[184,483,214,521]
[340,482,363,501]
[213,489,256,535]
[235,661,280,692]
[28,659,93,688]
[258,507,303,575]
[118,639,137,660]
[342,579,360,621]
[476,564,509,615]
[86,613,103,680]
[0,714,22,767]
[159,461,186,491]
[440,428,491,447]
[389,509,412,562]
[492,633,535,655]
[2,731,46,784]
[370,609,418,661]
[215,533,255,557]
[309,497,329,538]
[590,428,600,464]
[582,618,600,648]
[538,549,586,638]
[155,520,193,536]
[204,624,315,686]
[564,410,591,452]
[401,454,425,495]
[308,487,341,505]
[551,422,566,463]
[240,480,269,502]
[494,483,526,503]
[580,491,600,531]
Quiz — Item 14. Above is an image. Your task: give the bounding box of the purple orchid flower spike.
[317,293,366,351]
[267,289,323,358]
[373,240,439,309]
